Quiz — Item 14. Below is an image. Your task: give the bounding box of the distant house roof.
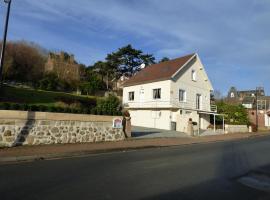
[123,53,195,87]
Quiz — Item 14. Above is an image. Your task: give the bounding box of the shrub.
[38,105,47,112]
[30,105,39,111]
[48,106,57,112]
[96,94,120,116]
[2,102,11,110]
[63,107,71,113]
[10,103,21,110]
[0,96,119,116]
[22,104,29,111]
[90,107,97,115]
[216,101,249,125]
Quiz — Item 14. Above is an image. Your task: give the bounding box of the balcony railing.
[123,100,218,113]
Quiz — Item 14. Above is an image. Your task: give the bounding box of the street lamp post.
[0,0,12,86]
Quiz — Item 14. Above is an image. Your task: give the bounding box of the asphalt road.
[1,136,270,200]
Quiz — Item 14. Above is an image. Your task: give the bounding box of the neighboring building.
[227,86,268,109]
[227,86,265,100]
[45,52,80,83]
[227,86,270,129]
[248,109,270,130]
[123,53,216,133]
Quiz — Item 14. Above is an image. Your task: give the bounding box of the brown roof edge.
[123,77,171,87]
[123,53,196,87]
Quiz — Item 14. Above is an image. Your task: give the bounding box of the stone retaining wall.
[0,110,124,147]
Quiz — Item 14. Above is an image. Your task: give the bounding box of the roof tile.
[124,53,195,86]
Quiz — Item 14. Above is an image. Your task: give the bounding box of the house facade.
[122,53,216,133]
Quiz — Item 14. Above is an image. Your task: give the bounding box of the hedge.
[0,102,122,116]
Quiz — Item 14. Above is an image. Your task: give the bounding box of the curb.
[0,133,269,165]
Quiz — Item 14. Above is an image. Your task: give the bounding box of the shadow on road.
[141,141,270,200]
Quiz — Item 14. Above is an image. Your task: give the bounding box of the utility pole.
[255,87,259,132]
[0,0,12,86]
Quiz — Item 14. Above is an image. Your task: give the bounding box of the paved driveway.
[132,126,189,139]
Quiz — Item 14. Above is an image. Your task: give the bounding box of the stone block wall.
[0,110,124,147]
[225,125,248,134]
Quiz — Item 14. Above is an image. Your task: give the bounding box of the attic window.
[191,70,196,81]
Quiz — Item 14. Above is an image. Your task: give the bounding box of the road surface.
[1,135,270,200]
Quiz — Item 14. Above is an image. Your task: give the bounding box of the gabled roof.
[123,53,195,87]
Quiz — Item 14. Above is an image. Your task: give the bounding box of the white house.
[122,53,217,133]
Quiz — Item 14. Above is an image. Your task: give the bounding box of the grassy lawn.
[0,85,98,106]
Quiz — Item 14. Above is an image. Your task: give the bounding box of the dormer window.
[192,70,196,81]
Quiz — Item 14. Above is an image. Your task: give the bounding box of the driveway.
[132,126,189,138]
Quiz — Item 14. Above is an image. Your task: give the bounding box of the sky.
[0,0,269,95]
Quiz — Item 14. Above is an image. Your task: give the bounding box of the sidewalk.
[0,132,269,164]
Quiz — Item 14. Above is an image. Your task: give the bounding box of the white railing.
[210,105,217,112]
[123,99,217,113]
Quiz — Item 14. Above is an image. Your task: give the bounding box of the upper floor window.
[230,92,235,98]
[179,89,186,102]
[128,91,134,101]
[153,88,161,99]
[192,70,196,81]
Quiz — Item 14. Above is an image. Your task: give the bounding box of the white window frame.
[192,69,196,81]
[179,89,186,102]
[128,91,134,101]
[153,88,161,99]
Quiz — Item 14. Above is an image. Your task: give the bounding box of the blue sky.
[0,0,269,95]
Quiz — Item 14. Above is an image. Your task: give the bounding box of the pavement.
[1,135,270,199]
[0,131,269,164]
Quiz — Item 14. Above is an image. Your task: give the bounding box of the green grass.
[0,85,98,106]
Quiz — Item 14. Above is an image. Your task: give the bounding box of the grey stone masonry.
[0,111,125,147]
